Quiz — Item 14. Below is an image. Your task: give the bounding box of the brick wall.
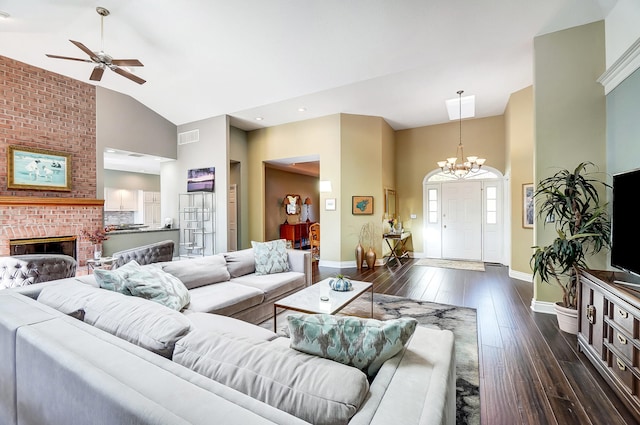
[0,56,101,265]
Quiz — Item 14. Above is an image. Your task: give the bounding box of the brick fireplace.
[0,198,104,265]
[0,56,101,267]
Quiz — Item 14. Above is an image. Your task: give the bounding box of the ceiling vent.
[178,129,200,145]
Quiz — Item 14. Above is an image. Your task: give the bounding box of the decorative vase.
[355,243,364,270]
[365,247,376,269]
[329,276,353,291]
[93,243,102,260]
[554,302,578,334]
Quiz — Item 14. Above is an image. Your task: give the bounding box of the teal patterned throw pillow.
[287,314,418,376]
[123,267,191,311]
[251,239,290,275]
[93,260,141,294]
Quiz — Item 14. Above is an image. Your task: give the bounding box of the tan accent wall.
[247,115,341,259]
[395,116,506,252]
[533,21,606,302]
[505,86,534,274]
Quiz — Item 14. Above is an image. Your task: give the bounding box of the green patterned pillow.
[287,314,418,376]
[251,239,290,275]
[93,260,141,294]
[123,266,191,311]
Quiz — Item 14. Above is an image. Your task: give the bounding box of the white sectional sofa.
[1,247,457,425]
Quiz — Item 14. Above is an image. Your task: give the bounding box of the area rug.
[262,293,480,425]
[414,258,485,272]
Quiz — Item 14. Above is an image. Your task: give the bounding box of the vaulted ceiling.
[0,0,616,134]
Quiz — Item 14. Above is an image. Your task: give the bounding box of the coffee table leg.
[370,284,374,318]
[273,305,277,332]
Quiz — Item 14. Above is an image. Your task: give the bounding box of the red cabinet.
[280,223,313,249]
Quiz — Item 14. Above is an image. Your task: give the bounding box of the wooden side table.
[383,231,411,265]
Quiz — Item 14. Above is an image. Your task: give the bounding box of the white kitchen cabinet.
[104,188,139,211]
[143,191,162,227]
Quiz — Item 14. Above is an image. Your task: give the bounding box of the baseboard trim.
[509,269,532,283]
[530,299,556,315]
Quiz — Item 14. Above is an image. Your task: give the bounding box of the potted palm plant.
[530,162,611,334]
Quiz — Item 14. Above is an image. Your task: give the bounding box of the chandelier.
[437,90,486,178]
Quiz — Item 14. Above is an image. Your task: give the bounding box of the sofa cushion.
[93,260,141,294]
[186,312,278,341]
[37,281,191,358]
[251,240,290,275]
[287,314,418,376]
[223,249,255,278]
[158,254,230,289]
[124,266,191,311]
[231,271,306,301]
[173,329,369,425]
[183,282,265,316]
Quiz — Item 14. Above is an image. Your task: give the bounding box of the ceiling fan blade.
[111,59,144,67]
[69,40,98,60]
[46,54,93,63]
[90,66,105,81]
[111,66,146,85]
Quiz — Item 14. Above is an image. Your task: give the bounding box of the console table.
[280,222,313,249]
[383,231,411,265]
[578,269,640,422]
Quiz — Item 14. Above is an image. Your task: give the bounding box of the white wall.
[163,115,229,254]
[604,0,640,67]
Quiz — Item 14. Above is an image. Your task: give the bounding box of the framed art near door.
[523,183,534,228]
[352,196,373,215]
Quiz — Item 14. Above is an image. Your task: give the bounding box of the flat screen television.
[611,168,640,280]
[187,167,215,192]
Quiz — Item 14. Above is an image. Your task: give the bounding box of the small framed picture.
[352,196,374,215]
[325,198,336,211]
[7,145,72,191]
[523,183,534,228]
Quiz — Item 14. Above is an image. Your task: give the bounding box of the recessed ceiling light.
[255,117,264,121]
[0,11,10,19]
[298,107,307,112]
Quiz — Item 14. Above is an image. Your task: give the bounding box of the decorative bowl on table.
[328,275,353,292]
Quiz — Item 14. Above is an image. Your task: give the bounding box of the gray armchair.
[111,240,175,269]
[0,254,77,289]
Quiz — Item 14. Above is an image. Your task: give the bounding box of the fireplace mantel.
[0,196,104,207]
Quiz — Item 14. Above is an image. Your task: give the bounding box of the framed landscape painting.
[352,196,374,215]
[8,145,72,191]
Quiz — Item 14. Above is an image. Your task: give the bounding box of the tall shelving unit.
[178,192,215,258]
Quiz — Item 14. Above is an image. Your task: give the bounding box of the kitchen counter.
[107,227,179,235]
[103,228,180,257]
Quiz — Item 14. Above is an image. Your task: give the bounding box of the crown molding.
[598,36,640,94]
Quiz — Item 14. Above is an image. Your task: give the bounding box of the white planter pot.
[554,302,578,334]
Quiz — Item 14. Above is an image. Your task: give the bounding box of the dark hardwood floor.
[311,259,637,425]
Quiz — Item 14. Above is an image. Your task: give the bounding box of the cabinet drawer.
[611,302,636,335]
[609,326,634,362]
[609,352,636,393]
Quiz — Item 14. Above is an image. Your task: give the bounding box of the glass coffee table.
[273,278,373,332]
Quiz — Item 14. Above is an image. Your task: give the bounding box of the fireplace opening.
[10,236,77,259]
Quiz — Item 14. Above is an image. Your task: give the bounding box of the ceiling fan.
[46,7,146,85]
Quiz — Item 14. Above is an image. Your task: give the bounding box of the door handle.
[586,305,596,325]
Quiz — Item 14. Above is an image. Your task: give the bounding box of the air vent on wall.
[178,129,200,145]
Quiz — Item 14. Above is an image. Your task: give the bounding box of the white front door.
[441,181,482,260]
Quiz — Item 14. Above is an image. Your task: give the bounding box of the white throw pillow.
[124,266,191,311]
